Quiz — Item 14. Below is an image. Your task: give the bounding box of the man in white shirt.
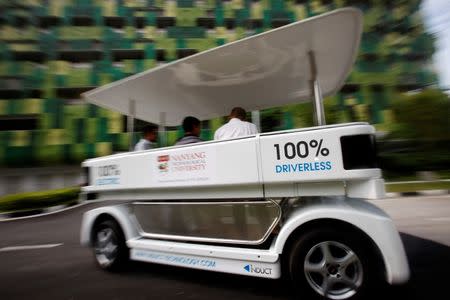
[134,124,158,151]
[214,107,258,140]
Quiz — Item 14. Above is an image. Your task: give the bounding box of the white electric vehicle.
[79,8,409,300]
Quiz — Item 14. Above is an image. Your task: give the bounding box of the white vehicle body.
[79,8,409,299]
[82,123,384,200]
[80,196,409,283]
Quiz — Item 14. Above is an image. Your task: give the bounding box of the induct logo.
[244,264,272,275]
[157,155,169,173]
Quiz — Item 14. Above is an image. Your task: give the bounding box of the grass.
[383,170,450,182]
[386,180,450,193]
[437,170,450,180]
[0,187,80,213]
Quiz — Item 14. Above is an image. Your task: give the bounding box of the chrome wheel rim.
[94,227,118,267]
[304,241,363,300]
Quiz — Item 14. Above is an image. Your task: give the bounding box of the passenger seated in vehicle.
[175,116,203,145]
[214,107,258,140]
[134,124,158,151]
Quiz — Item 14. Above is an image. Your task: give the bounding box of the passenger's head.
[142,124,158,142]
[182,116,201,137]
[230,107,247,121]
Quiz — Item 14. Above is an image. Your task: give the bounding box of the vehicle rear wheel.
[93,219,128,271]
[287,227,376,300]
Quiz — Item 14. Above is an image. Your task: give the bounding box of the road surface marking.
[0,243,63,252]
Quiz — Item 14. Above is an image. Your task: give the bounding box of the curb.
[0,201,87,222]
[386,189,449,198]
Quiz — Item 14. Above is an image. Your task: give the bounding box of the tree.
[389,89,449,140]
[379,89,450,173]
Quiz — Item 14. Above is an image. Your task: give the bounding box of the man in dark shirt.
[175,116,203,145]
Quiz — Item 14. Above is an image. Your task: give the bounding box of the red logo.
[157,155,169,172]
[158,155,169,162]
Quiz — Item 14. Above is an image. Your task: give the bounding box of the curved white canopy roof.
[83,8,362,126]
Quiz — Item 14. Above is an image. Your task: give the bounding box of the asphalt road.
[1,195,449,300]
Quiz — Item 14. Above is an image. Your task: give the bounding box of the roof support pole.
[251,110,261,132]
[159,112,167,147]
[308,51,326,126]
[127,99,136,151]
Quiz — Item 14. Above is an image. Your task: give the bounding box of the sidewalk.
[385,179,450,197]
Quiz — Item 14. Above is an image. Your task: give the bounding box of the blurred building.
[0,0,438,193]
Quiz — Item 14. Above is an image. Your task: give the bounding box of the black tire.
[92,219,129,271]
[286,227,377,300]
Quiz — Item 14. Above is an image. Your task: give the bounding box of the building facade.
[0,0,437,192]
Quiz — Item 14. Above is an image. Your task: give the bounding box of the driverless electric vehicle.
[79,8,409,300]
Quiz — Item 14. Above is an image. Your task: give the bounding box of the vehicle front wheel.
[287,227,377,300]
[93,219,128,271]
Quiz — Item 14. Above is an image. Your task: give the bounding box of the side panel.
[259,124,378,183]
[273,197,410,284]
[80,204,140,246]
[130,248,280,279]
[82,123,383,200]
[132,200,281,245]
[92,185,263,201]
[84,137,261,192]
